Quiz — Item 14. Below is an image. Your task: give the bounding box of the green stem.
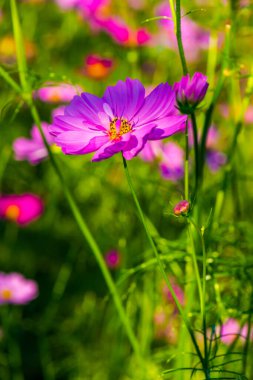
[10,0,29,93]
[184,119,189,201]
[9,0,141,358]
[122,154,205,369]
[189,219,209,375]
[168,0,177,32]
[0,66,22,93]
[187,222,203,319]
[175,0,188,75]
[190,113,199,200]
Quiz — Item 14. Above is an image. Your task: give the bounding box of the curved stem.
[175,0,188,75]
[122,154,205,369]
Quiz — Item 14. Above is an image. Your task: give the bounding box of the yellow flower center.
[1,289,12,300]
[5,205,20,221]
[109,118,132,140]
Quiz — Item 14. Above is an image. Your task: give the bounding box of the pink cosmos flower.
[34,83,82,104]
[49,78,186,162]
[13,123,54,165]
[0,273,38,305]
[155,2,209,62]
[0,194,44,226]
[105,250,121,269]
[84,54,113,80]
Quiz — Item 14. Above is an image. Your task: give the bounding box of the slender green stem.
[9,0,141,357]
[190,113,199,200]
[168,0,177,33]
[0,66,22,93]
[122,154,205,369]
[10,0,29,93]
[187,222,203,318]
[200,229,208,372]
[175,0,188,75]
[189,219,209,375]
[184,119,189,201]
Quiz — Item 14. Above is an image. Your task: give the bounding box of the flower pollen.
[109,118,132,140]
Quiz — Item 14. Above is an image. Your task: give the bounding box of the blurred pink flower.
[54,0,79,9]
[0,273,38,305]
[159,142,184,181]
[105,250,121,269]
[155,2,209,62]
[162,278,184,306]
[139,140,163,162]
[139,141,184,182]
[220,318,253,345]
[83,54,113,80]
[95,17,151,46]
[34,83,82,104]
[13,123,54,165]
[0,194,44,226]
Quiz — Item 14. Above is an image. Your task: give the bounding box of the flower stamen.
[109,118,132,140]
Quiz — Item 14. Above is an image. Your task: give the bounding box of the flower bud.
[173,200,190,216]
[174,72,209,114]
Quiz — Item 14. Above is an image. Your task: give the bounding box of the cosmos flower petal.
[91,139,128,162]
[103,78,145,120]
[123,124,156,160]
[55,131,108,154]
[135,83,176,126]
[64,94,104,124]
[148,115,186,140]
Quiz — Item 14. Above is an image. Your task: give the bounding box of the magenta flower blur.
[13,123,54,165]
[49,78,186,161]
[174,72,209,114]
[139,140,163,162]
[220,318,253,345]
[0,194,44,226]
[34,83,82,104]
[105,250,121,269]
[0,273,38,305]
